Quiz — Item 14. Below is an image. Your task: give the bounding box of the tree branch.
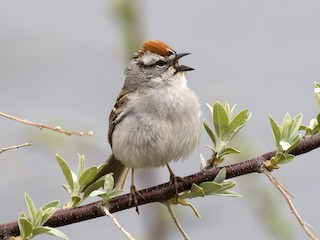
[1,134,320,239]
[0,112,93,136]
[0,143,32,154]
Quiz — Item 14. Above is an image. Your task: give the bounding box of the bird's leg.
[166,164,187,200]
[129,168,145,214]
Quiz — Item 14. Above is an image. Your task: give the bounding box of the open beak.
[174,53,194,72]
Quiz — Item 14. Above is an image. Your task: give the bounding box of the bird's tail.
[83,153,129,191]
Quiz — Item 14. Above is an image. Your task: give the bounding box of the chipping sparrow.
[87,40,201,212]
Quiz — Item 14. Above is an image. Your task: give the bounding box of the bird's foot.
[169,173,187,200]
[129,184,145,214]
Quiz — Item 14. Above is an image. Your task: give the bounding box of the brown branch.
[0,143,32,154]
[0,112,93,136]
[1,134,320,239]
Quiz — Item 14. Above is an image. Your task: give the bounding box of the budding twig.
[102,206,135,240]
[264,169,318,240]
[0,143,32,154]
[0,112,93,136]
[165,202,190,240]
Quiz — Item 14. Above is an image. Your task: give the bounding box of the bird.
[85,40,201,213]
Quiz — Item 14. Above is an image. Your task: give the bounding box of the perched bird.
[86,40,201,213]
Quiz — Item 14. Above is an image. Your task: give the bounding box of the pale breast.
[111,80,201,169]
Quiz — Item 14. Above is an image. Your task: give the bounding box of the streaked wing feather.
[108,87,130,146]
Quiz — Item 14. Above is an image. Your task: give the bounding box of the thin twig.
[263,169,318,240]
[0,143,32,154]
[165,202,190,240]
[102,206,135,240]
[0,112,93,136]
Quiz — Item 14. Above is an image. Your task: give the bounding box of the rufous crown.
[139,40,174,57]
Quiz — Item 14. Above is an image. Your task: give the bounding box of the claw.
[129,169,145,214]
[167,164,187,200]
[129,184,145,214]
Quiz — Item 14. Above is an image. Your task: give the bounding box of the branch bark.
[1,134,320,239]
[0,112,93,136]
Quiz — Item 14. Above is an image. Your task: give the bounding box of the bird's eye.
[155,60,166,67]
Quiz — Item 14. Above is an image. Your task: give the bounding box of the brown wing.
[108,87,130,147]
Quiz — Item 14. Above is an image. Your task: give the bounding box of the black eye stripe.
[140,60,168,68]
[168,49,175,56]
[155,60,166,66]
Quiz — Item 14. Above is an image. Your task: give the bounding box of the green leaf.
[287,135,301,153]
[219,147,241,157]
[40,200,59,212]
[203,120,216,146]
[201,180,238,196]
[305,127,313,136]
[71,171,77,184]
[226,109,251,142]
[199,154,206,170]
[317,114,320,126]
[35,226,69,240]
[309,118,318,129]
[40,207,58,226]
[25,193,37,224]
[229,103,237,118]
[280,113,292,140]
[62,184,71,195]
[272,152,286,165]
[181,183,205,199]
[77,154,86,178]
[279,140,291,151]
[278,154,295,165]
[280,113,302,143]
[269,115,281,148]
[314,82,320,107]
[199,181,223,195]
[37,200,59,226]
[18,213,33,239]
[204,144,216,152]
[206,103,213,113]
[299,125,307,131]
[108,189,123,199]
[78,167,98,190]
[82,177,105,200]
[89,190,106,197]
[214,190,242,197]
[103,174,115,195]
[213,101,229,139]
[213,168,226,183]
[312,122,320,135]
[71,196,82,206]
[56,154,74,191]
[185,202,201,218]
[289,113,303,135]
[32,226,51,236]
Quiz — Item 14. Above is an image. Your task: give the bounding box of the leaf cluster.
[18,194,67,240]
[171,168,241,218]
[89,173,122,202]
[204,101,251,166]
[56,154,121,208]
[300,114,320,137]
[266,114,302,170]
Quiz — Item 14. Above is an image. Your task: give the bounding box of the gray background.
[1,0,319,239]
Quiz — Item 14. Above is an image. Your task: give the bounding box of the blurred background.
[1,0,320,239]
